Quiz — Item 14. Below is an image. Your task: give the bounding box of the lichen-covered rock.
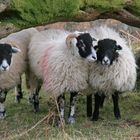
[0,0,10,12]
[0,23,18,39]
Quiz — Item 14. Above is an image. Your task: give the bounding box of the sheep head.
[0,43,21,71]
[94,38,122,65]
[66,31,97,62]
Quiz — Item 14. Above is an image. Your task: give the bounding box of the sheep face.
[94,39,122,65]
[76,33,97,62]
[0,43,20,71]
[67,33,97,62]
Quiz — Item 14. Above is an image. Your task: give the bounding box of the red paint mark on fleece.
[39,46,53,90]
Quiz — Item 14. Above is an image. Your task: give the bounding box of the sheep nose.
[102,56,110,65]
[2,65,8,71]
[103,59,108,63]
[92,56,97,60]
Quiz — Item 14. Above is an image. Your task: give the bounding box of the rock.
[1,19,140,45]
[0,3,7,12]
[0,23,18,38]
[0,0,10,13]
[36,19,140,45]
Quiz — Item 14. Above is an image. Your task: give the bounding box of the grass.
[0,84,140,139]
[0,0,140,29]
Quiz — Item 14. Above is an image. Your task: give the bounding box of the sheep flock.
[0,26,138,126]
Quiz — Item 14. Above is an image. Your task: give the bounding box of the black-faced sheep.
[0,28,38,118]
[28,29,97,124]
[86,27,137,121]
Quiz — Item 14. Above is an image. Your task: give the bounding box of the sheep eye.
[81,46,86,52]
[79,40,84,46]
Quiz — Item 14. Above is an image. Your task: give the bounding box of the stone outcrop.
[0,23,18,38]
[0,0,10,12]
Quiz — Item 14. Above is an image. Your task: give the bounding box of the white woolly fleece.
[88,27,137,95]
[28,29,90,97]
[0,28,38,90]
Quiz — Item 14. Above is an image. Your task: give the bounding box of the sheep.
[0,43,23,104]
[86,26,137,121]
[0,28,39,119]
[28,29,97,124]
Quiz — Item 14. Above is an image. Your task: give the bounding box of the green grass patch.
[3,0,82,28]
[80,0,127,11]
[0,87,140,139]
[1,0,140,29]
[127,0,140,17]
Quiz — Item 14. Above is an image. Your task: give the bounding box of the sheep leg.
[25,68,33,104]
[57,94,65,125]
[28,74,42,106]
[112,92,121,119]
[68,92,78,124]
[92,93,101,121]
[27,72,41,112]
[100,94,106,108]
[32,83,41,112]
[15,77,23,103]
[0,90,7,119]
[87,94,92,117]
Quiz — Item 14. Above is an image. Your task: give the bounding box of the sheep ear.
[12,47,21,53]
[116,45,122,50]
[92,37,97,41]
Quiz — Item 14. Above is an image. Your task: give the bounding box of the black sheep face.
[0,43,20,71]
[94,39,122,65]
[76,33,97,62]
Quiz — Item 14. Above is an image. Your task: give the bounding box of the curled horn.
[66,31,84,47]
[66,33,77,47]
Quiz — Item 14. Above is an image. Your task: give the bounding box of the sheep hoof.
[68,116,75,124]
[18,92,23,98]
[0,110,6,119]
[87,113,92,118]
[15,92,23,103]
[34,106,39,113]
[33,101,39,112]
[15,95,21,103]
[92,116,98,121]
[114,112,121,120]
[115,115,121,120]
[56,118,65,127]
